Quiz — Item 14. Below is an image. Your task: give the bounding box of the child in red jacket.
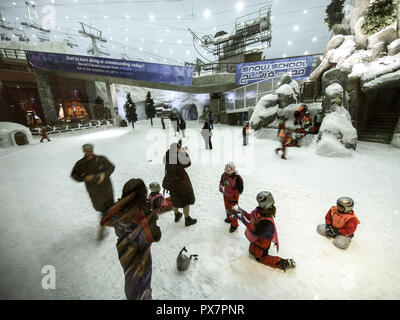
[40,127,51,142]
[147,182,172,214]
[317,197,360,249]
[219,162,244,233]
[233,191,296,272]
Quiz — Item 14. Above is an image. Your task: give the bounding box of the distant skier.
[299,111,312,134]
[148,181,172,214]
[317,197,360,250]
[233,191,296,272]
[101,178,161,300]
[311,110,323,134]
[40,127,51,142]
[275,129,297,160]
[201,121,213,150]
[179,117,186,138]
[162,141,197,227]
[294,104,308,125]
[161,117,166,130]
[219,162,243,233]
[71,143,115,240]
[170,113,179,136]
[242,122,249,146]
[277,115,287,136]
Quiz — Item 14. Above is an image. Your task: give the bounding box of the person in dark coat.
[162,142,197,227]
[242,122,249,146]
[161,117,166,130]
[170,113,179,136]
[201,121,213,150]
[101,178,161,300]
[208,111,214,130]
[179,117,186,138]
[71,143,115,240]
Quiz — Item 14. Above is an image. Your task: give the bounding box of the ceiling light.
[287,40,292,45]
[125,28,128,32]
[125,15,130,19]
[303,10,308,14]
[166,28,170,33]
[104,15,108,19]
[139,47,142,51]
[271,16,274,20]
[236,1,244,12]
[177,39,182,44]
[204,9,211,18]
[125,37,128,41]
[159,39,163,43]
[12,2,16,6]
[293,25,299,32]
[304,51,309,55]
[169,49,173,54]
[177,15,181,19]
[65,16,69,20]
[16,17,19,20]
[150,14,155,21]
[186,50,190,55]
[312,37,317,42]
[213,26,217,31]
[282,53,287,57]
[154,48,157,52]
[141,38,145,42]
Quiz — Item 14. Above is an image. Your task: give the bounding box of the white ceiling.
[1,0,334,65]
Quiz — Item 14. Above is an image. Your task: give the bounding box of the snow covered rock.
[341,50,372,72]
[279,73,292,86]
[330,36,357,65]
[367,23,399,49]
[354,17,368,49]
[310,50,335,81]
[322,67,350,93]
[323,35,345,57]
[388,38,400,56]
[316,133,353,157]
[323,83,344,114]
[317,106,358,153]
[370,42,388,60]
[0,122,34,148]
[249,94,278,130]
[276,84,297,108]
[362,69,400,92]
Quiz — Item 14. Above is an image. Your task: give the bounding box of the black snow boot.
[277,259,296,272]
[229,225,238,233]
[224,218,231,223]
[96,226,107,241]
[281,155,287,160]
[185,216,197,227]
[174,211,183,223]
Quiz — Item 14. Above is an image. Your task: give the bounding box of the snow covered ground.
[1,120,400,300]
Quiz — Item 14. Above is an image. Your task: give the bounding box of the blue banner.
[26,51,194,86]
[236,56,314,86]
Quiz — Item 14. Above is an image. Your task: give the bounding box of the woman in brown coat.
[162,142,197,227]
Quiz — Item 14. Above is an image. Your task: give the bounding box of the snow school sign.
[26,51,194,86]
[236,56,314,86]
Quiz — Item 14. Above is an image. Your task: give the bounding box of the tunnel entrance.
[14,132,29,146]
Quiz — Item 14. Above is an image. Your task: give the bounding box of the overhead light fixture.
[177,39,182,44]
[169,49,173,54]
[304,51,309,55]
[186,50,190,55]
[312,37,317,42]
[159,39,163,43]
[139,47,143,51]
[141,38,145,42]
[287,40,292,45]
[236,1,244,12]
[303,10,308,14]
[125,15,130,19]
[282,53,287,57]
[204,9,211,18]
[166,28,170,33]
[104,15,108,19]
[150,14,155,21]
[177,15,181,19]
[293,25,299,32]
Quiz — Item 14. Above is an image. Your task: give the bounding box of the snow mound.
[276,84,296,99]
[0,122,34,148]
[318,106,357,152]
[330,36,356,65]
[392,133,400,148]
[316,133,352,157]
[325,83,344,97]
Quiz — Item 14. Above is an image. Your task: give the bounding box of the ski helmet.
[337,197,354,213]
[177,247,198,271]
[225,162,236,174]
[149,182,160,193]
[256,191,275,210]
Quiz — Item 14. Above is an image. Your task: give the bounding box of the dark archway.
[14,131,28,145]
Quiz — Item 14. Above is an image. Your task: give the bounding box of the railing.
[0,48,27,60]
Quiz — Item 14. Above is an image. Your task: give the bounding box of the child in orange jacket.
[317,197,360,249]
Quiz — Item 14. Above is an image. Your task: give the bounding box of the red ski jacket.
[325,206,360,236]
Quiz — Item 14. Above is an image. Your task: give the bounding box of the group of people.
[275,104,324,160]
[70,138,198,299]
[168,113,187,137]
[69,114,360,300]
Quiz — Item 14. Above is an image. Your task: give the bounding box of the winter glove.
[325,225,340,238]
[219,185,225,193]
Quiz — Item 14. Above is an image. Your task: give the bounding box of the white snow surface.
[276,84,296,98]
[318,106,357,150]
[1,121,400,300]
[0,122,34,148]
[330,36,356,65]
